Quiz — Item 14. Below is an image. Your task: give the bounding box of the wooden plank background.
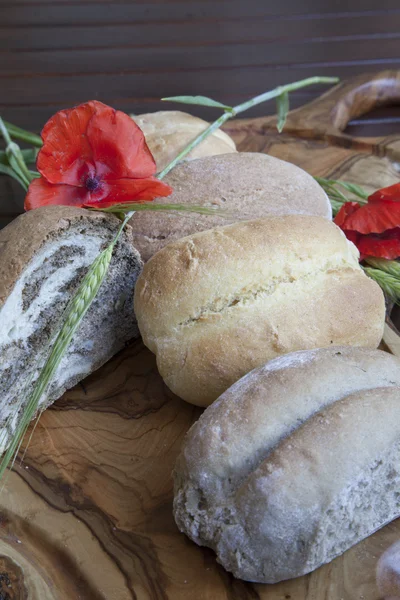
[1,0,400,225]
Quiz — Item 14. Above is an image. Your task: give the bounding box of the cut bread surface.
[0,207,142,452]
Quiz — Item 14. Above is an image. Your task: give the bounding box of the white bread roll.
[134,216,385,406]
[173,347,400,583]
[0,206,142,452]
[130,152,332,261]
[132,110,236,171]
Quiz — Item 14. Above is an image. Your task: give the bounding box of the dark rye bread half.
[0,206,142,452]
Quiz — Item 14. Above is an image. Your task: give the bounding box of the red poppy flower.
[24,100,172,211]
[357,228,400,259]
[334,183,400,260]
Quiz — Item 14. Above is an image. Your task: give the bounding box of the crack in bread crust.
[135,216,385,406]
[177,259,360,328]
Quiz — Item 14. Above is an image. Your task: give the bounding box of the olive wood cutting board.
[2,70,400,600]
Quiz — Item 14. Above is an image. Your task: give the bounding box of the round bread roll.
[132,110,236,171]
[134,215,385,406]
[173,347,400,583]
[130,152,332,261]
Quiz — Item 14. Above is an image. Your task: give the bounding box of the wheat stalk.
[363,266,400,304]
[364,257,400,279]
[314,176,369,215]
[0,220,125,480]
[97,202,229,216]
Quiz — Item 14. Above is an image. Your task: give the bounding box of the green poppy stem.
[2,121,43,147]
[0,117,36,189]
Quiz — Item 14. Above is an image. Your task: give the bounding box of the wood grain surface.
[0,70,399,599]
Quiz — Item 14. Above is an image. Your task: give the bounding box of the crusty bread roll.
[130,152,332,261]
[134,216,385,406]
[173,347,400,583]
[0,206,142,452]
[132,110,236,171]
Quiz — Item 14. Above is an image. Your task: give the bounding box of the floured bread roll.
[173,347,400,583]
[134,215,385,406]
[130,152,332,261]
[0,206,142,452]
[132,110,236,171]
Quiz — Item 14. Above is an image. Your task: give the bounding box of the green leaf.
[329,198,344,216]
[335,181,369,200]
[0,162,29,190]
[0,148,38,166]
[2,121,42,148]
[6,141,35,187]
[276,91,289,133]
[161,95,234,112]
[314,176,369,207]
[6,154,30,188]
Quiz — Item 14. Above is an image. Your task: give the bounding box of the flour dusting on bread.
[173,349,400,583]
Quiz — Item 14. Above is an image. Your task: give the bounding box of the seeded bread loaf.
[132,110,237,171]
[130,152,332,261]
[0,206,142,452]
[134,215,385,406]
[173,347,400,583]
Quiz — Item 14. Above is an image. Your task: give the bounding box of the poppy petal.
[358,233,400,260]
[87,104,156,180]
[341,200,400,234]
[37,102,97,186]
[333,202,361,227]
[368,183,400,203]
[24,177,89,211]
[83,177,172,208]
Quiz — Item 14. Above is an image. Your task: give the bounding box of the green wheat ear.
[0,236,117,482]
[363,266,400,305]
[314,176,369,215]
[364,258,400,279]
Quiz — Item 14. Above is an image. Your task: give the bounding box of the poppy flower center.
[85,175,101,192]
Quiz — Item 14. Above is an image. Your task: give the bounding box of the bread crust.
[0,206,130,307]
[173,348,400,583]
[132,110,236,171]
[135,216,385,405]
[235,386,400,582]
[0,206,142,452]
[129,152,332,261]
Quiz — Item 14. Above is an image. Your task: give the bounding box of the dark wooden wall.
[1,0,400,226]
